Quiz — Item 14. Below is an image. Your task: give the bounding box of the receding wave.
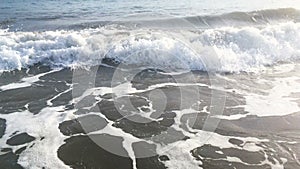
[0,21,300,73]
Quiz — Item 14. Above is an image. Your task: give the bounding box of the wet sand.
[0,64,300,169]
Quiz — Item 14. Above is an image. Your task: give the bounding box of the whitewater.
[1,16,300,73]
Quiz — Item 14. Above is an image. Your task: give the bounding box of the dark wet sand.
[0,64,300,169]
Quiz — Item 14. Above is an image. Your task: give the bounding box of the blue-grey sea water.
[1,0,300,31]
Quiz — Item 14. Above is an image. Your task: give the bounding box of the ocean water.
[1,0,300,72]
[1,0,300,31]
[1,1,300,169]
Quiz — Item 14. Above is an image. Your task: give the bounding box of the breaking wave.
[0,20,300,72]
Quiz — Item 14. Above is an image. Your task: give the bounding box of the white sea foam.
[0,69,60,91]
[214,65,300,119]
[196,22,300,72]
[0,107,74,169]
[0,22,300,72]
[245,76,300,117]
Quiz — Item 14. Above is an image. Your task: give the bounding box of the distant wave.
[184,8,300,27]
[1,8,299,31]
[0,20,300,73]
[68,8,300,30]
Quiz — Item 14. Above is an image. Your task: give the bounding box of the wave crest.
[0,21,300,72]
